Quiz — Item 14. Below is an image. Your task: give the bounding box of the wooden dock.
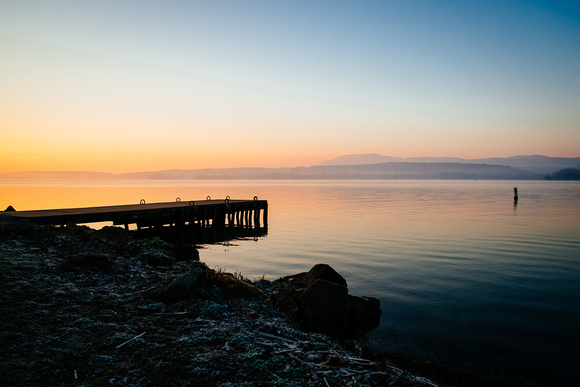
[3,197,268,230]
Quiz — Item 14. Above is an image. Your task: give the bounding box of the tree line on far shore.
[544,168,580,180]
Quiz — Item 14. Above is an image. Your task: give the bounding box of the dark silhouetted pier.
[4,197,268,231]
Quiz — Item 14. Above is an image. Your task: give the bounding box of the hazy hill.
[112,163,536,180]
[471,155,580,174]
[318,154,580,174]
[2,164,535,181]
[320,154,403,165]
[304,163,536,180]
[0,171,118,181]
[4,154,578,181]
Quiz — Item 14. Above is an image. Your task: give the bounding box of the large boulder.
[155,267,207,303]
[215,273,266,300]
[271,292,299,321]
[139,252,176,267]
[347,295,382,337]
[300,279,350,338]
[93,226,127,241]
[303,263,347,288]
[0,214,29,231]
[173,244,200,262]
[280,263,348,289]
[272,264,382,338]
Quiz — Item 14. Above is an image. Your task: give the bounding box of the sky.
[1,0,579,173]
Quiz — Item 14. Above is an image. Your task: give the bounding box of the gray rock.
[139,252,176,266]
[173,244,199,262]
[93,226,127,241]
[155,267,207,303]
[271,292,299,321]
[0,214,29,231]
[347,295,382,337]
[275,264,382,338]
[304,263,348,288]
[215,273,266,300]
[300,279,349,338]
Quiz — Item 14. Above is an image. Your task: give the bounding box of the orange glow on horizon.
[3,143,580,175]
[0,143,336,174]
[2,114,579,174]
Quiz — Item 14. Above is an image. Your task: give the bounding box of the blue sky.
[1,1,579,172]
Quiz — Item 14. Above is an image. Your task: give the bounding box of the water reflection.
[131,224,268,246]
[2,180,580,386]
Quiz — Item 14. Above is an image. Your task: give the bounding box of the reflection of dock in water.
[132,223,268,245]
[4,197,268,236]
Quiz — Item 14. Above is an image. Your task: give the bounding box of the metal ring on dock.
[225,196,230,203]
[140,199,146,205]
[176,197,181,202]
[254,196,258,201]
[206,196,211,200]
[189,201,195,206]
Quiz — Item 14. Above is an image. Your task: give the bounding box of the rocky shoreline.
[0,217,508,386]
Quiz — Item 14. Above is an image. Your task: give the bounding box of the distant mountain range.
[319,154,580,174]
[1,155,579,181]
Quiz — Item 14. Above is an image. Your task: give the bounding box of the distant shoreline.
[4,154,579,181]
[0,163,552,181]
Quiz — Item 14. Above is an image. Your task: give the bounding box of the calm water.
[2,180,579,385]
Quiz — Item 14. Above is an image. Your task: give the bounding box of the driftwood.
[115,332,146,349]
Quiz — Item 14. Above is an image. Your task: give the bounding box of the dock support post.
[254,208,260,228]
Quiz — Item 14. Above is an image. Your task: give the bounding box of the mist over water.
[3,180,579,385]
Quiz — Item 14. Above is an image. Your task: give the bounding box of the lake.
[2,180,579,385]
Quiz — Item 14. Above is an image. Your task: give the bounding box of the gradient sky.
[1,1,579,173]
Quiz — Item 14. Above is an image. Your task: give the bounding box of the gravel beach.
[0,217,509,386]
